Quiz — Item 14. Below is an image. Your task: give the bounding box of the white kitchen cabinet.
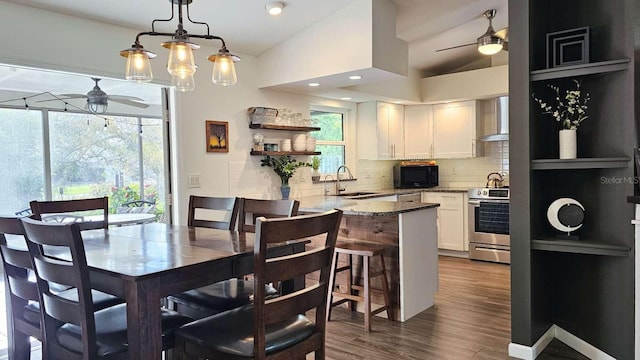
[404,105,433,159]
[432,100,480,158]
[421,192,468,252]
[357,102,404,160]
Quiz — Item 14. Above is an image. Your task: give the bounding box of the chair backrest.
[14,208,32,217]
[0,216,42,340]
[187,196,240,230]
[20,217,100,358]
[238,198,299,233]
[29,197,109,230]
[252,209,342,358]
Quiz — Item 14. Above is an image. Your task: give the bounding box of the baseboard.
[554,326,615,360]
[508,325,615,360]
[508,325,555,360]
[437,249,468,258]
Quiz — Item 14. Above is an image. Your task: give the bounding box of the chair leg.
[363,255,371,332]
[347,254,355,312]
[326,251,339,322]
[378,254,394,321]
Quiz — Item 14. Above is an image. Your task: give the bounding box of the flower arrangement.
[532,79,590,130]
[260,155,310,185]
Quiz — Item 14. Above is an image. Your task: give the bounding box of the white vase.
[559,129,577,159]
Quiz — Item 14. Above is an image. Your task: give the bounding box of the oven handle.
[469,200,481,206]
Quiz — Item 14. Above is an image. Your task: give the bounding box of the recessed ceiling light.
[340,97,352,100]
[348,75,362,80]
[308,82,320,87]
[265,2,284,15]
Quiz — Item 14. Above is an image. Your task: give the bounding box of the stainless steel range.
[468,187,510,264]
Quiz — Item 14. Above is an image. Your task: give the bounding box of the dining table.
[60,223,307,359]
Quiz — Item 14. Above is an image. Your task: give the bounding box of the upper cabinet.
[358,100,482,160]
[432,100,481,159]
[404,105,434,159]
[357,102,404,160]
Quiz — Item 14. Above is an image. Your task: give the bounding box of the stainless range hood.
[480,96,509,142]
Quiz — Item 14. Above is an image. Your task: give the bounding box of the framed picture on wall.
[205,120,229,153]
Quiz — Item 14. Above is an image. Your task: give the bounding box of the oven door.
[468,199,510,247]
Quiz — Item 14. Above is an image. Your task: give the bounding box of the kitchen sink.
[336,191,379,197]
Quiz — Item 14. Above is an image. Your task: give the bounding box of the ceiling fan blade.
[109,98,150,109]
[34,95,85,104]
[435,43,477,52]
[495,28,508,40]
[108,94,145,102]
[58,94,88,99]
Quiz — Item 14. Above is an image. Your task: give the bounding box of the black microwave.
[393,165,439,188]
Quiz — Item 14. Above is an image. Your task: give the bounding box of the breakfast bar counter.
[298,195,439,321]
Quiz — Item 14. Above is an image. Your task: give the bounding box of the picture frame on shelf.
[546,26,590,68]
[205,120,229,153]
[263,143,279,152]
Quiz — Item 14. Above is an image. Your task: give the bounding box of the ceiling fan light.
[165,40,197,76]
[171,71,196,92]
[86,101,107,114]
[477,35,504,55]
[209,48,238,86]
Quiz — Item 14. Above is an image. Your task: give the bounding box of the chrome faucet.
[323,175,335,196]
[335,165,354,195]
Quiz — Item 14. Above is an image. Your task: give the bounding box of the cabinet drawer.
[422,192,462,209]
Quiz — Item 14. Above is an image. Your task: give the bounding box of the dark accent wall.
[510,0,637,358]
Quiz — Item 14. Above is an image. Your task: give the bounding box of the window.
[310,108,347,175]
[0,108,165,217]
[0,108,44,214]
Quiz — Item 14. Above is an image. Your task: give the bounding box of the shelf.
[530,157,630,170]
[531,238,630,257]
[250,151,320,156]
[530,59,630,81]
[249,124,320,132]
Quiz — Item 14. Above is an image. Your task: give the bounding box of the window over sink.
[310,106,351,176]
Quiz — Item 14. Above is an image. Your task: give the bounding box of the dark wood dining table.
[68,223,306,359]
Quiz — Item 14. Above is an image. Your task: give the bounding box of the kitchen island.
[298,195,439,321]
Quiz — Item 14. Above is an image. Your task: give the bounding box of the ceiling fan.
[436,9,508,55]
[38,77,149,114]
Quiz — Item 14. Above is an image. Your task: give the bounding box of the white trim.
[555,326,615,360]
[508,325,616,360]
[508,325,555,360]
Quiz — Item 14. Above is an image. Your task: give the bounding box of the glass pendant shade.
[167,42,196,76]
[125,51,153,82]
[171,71,195,92]
[86,102,107,114]
[210,52,237,86]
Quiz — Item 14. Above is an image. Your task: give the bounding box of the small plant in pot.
[261,155,310,199]
[311,156,321,183]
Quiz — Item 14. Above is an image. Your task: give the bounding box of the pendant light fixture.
[120,0,239,91]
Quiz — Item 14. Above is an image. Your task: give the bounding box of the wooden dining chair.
[238,198,300,233]
[187,195,240,230]
[0,216,124,360]
[170,197,297,319]
[20,217,192,359]
[29,196,109,230]
[174,209,343,360]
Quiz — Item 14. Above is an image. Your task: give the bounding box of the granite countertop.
[298,195,439,216]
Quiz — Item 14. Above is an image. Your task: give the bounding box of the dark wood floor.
[322,256,588,360]
[1,256,587,359]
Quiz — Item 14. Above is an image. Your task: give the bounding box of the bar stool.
[326,240,394,332]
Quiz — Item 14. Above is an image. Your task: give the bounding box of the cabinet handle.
[471,140,476,157]
[430,144,433,158]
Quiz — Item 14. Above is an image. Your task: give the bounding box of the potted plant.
[311,156,321,183]
[260,155,310,199]
[532,79,589,159]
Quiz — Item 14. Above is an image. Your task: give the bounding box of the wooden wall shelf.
[531,238,630,257]
[250,151,320,156]
[530,59,630,81]
[249,124,320,132]
[530,157,630,170]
